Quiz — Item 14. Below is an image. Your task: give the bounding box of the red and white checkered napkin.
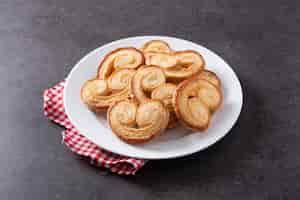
[43,81,146,175]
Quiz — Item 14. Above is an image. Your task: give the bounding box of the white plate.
[64,36,243,159]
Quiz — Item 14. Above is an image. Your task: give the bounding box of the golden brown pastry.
[151,83,178,128]
[164,50,205,80]
[107,69,136,92]
[151,83,176,110]
[131,65,166,103]
[107,100,169,143]
[81,79,108,110]
[97,48,144,79]
[144,52,177,69]
[81,69,136,109]
[173,77,222,130]
[80,40,225,143]
[141,40,172,53]
[197,70,221,88]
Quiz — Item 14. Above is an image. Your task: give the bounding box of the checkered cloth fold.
[43,81,146,175]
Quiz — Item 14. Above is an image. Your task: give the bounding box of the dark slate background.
[0,0,299,199]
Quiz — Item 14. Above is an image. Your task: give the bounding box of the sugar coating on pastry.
[131,65,166,103]
[81,78,133,109]
[108,100,169,143]
[151,83,176,110]
[141,40,172,53]
[164,50,205,80]
[173,78,222,130]
[145,52,177,69]
[108,69,136,92]
[197,70,221,88]
[98,47,144,79]
[80,40,224,144]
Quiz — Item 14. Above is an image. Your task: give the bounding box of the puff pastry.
[108,100,169,143]
[131,65,166,103]
[197,70,221,88]
[97,48,144,79]
[151,83,178,128]
[141,40,172,53]
[151,83,176,110]
[81,40,224,143]
[81,69,136,109]
[164,50,205,80]
[173,78,222,130]
[144,52,177,69]
[107,69,136,92]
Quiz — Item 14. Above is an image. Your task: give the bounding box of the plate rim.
[64,35,243,159]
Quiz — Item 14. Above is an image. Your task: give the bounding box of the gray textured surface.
[1,0,300,199]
